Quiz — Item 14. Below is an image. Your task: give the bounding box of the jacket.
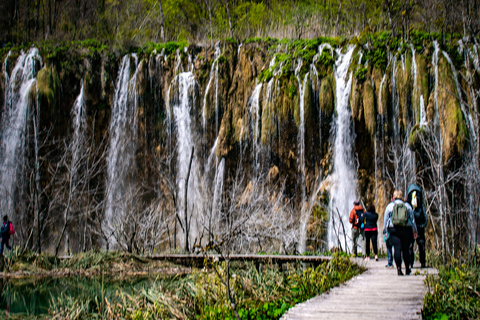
[1,221,10,239]
[364,211,378,231]
[383,199,417,234]
[349,205,364,230]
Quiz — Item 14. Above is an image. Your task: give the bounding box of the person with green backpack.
[383,190,418,276]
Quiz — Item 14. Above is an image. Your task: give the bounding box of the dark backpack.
[408,188,427,226]
[391,203,409,227]
[355,209,365,229]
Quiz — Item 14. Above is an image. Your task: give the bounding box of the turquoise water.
[0,274,167,317]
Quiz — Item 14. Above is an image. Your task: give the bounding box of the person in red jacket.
[349,200,366,257]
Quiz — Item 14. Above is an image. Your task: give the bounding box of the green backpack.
[391,203,409,227]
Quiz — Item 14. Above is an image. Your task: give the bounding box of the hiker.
[0,215,13,255]
[406,184,428,268]
[383,190,418,276]
[385,197,394,268]
[349,199,366,257]
[364,203,378,261]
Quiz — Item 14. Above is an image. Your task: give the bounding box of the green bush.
[423,254,480,320]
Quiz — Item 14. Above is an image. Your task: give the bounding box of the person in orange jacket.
[349,200,366,257]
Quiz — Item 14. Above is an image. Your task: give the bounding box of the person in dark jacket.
[406,184,428,268]
[0,215,12,255]
[364,203,379,261]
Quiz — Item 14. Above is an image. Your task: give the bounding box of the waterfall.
[172,72,199,249]
[249,84,262,170]
[202,42,221,134]
[71,80,86,182]
[329,46,356,251]
[295,58,309,253]
[210,158,225,234]
[104,54,140,248]
[411,44,419,123]
[391,55,400,137]
[0,48,42,217]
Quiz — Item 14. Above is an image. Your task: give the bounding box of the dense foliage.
[1,251,362,319]
[423,250,480,320]
[1,0,479,49]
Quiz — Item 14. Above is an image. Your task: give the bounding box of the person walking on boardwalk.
[406,184,428,268]
[383,190,417,275]
[349,200,366,257]
[364,203,379,261]
[0,216,13,255]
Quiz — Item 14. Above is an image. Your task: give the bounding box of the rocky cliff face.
[1,38,478,254]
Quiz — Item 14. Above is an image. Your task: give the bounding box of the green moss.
[36,64,61,107]
[319,76,334,118]
[354,67,368,82]
[363,80,376,136]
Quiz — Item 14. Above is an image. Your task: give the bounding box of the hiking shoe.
[406,268,412,275]
[397,268,404,276]
[385,264,394,268]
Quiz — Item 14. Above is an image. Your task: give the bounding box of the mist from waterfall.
[329,46,356,251]
[104,54,140,248]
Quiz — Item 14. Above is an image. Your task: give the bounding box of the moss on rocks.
[37,63,61,108]
[363,79,376,136]
[319,75,334,117]
[437,55,469,160]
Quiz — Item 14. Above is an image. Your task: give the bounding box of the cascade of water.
[172,72,199,249]
[71,80,86,182]
[0,48,42,217]
[104,54,140,248]
[202,42,221,134]
[411,44,419,123]
[295,58,309,253]
[206,137,219,176]
[328,46,356,251]
[249,84,262,170]
[391,55,399,137]
[442,51,477,143]
[210,158,225,233]
[433,41,441,131]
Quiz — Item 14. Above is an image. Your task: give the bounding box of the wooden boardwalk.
[282,258,437,320]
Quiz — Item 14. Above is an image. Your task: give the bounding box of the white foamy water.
[104,54,140,248]
[0,48,42,216]
[329,46,356,251]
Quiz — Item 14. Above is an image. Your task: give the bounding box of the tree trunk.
[158,0,165,42]
[225,0,234,39]
[335,0,342,36]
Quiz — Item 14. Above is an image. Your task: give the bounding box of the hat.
[353,199,360,205]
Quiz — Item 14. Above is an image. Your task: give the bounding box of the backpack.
[9,222,15,235]
[391,203,409,227]
[355,209,365,229]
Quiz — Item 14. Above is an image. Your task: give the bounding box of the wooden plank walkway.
[281,258,437,320]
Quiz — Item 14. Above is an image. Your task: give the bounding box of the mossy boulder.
[436,55,469,160]
[363,79,376,137]
[319,75,334,117]
[37,63,61,110]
